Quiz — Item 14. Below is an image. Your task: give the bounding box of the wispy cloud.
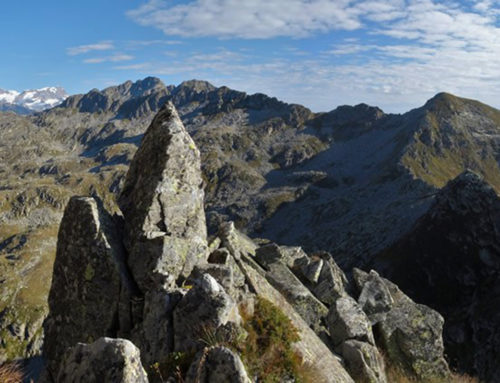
[67,41,115,56]
[83,54,134,64]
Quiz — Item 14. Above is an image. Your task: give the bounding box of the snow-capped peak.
[0,86,68,112]
[0,89,20,104]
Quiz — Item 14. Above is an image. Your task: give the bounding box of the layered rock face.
[40,103,451,383]
[376,170,500,381]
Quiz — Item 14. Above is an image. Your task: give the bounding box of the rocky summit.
[1,77,500,381]
[36,102,451,383]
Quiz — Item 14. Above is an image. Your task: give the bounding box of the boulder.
[119,101,208,291]
[327,296,375,346]
[56,338,148,383]
[185,346,251,383]
[355,269,450,380]
[173,274,240,352]
[42,197,135,376]
[376,294,450,381]
[341,340,387,383]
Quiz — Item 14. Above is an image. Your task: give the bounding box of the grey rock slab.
[265,260,328,333]
[327,296,375,347]
[56,337,148,383]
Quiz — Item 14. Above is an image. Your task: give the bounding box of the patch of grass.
[0,362,24,383]
[235,297,318,383]
[148,351,196,383]
[386,362,480,383]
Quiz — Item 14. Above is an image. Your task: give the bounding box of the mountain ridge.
[1,77,500,380]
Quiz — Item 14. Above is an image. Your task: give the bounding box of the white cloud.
[67,41,115,56]
[127,0,362,39]
[121,0,500,112]
[84,54,134,64]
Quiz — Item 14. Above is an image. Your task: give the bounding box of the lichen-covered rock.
[341,340,387,383]
[56,338,148,383]
[173,274,240,352]
[376,294,450,381]
[185,346,251,383]
[327,296,375,347]
[119,101,208,291]
[355,269,450,381]
[43,197,134,376]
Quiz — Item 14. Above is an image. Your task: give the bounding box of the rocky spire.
[119,101,208,292]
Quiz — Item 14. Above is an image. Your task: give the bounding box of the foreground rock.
[56,338,148,383]
[42,197,135,376]
[119,101,208,291]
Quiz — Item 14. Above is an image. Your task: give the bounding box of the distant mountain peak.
[0,86,68,113]
[177,79,216,93]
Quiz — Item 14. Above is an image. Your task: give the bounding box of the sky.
[1,0,500,113]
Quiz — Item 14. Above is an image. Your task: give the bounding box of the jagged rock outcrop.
[56,338,148,383]
[42,197,137,376]
[354,269,450,381]
[37,102,460,383]
[185,346,251,383]
[376,170,500,381]
[119,101,208,291]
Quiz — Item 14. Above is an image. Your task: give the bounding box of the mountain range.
[0,86,68,114]
[1,77,500,380]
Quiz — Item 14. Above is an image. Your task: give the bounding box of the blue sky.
[1,0,500,112]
